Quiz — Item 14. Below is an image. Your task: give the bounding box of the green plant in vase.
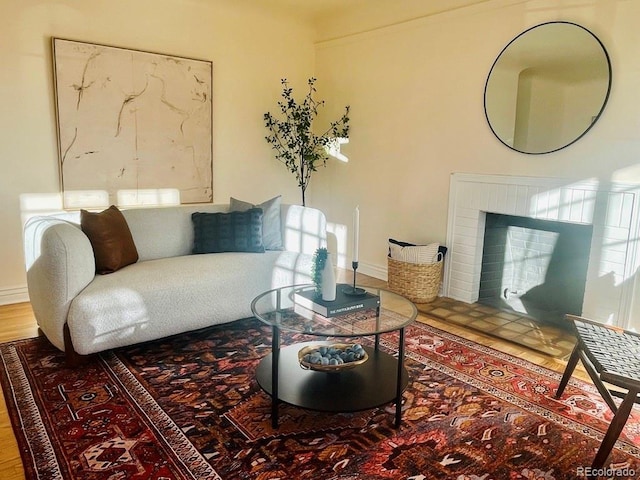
[264,77,350,206]
[312,247,328,297]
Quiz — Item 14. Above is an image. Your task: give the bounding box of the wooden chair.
[555,314,640,474]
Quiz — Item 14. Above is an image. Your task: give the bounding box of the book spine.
[293,292,380,318]
[326,297,380,317]
[294,293,329,316]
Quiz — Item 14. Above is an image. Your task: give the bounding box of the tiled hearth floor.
[417,297,576,360]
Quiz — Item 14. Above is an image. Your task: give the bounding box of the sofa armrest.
[280,205,328,255]
[24,217,95,351]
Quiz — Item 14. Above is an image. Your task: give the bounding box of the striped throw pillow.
[389,241,440,264]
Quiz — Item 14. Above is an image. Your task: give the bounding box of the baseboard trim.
[0,286,29,306]
[358,262,387,282]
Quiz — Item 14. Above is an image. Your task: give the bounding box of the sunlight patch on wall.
[326,137,349,162]
[527,179,599,224]
[19,192,65,224]
[63,190,110,210]
[117,189,181,207]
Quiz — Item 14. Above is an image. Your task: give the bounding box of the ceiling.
[236,0,490,23]
[253,0,372,20]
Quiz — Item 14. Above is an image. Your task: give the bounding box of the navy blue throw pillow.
[192,208,265,254]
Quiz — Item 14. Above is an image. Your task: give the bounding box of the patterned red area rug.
[1,317,639,479]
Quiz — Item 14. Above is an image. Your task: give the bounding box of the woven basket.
[387,256,443,303]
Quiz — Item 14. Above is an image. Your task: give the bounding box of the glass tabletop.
[251,284,417,337]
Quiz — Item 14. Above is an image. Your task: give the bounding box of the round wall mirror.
[484,21,611,155]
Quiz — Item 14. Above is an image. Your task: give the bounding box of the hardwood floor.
[0,302,36,480]
[340,271,583,375]
[0,272,583,480]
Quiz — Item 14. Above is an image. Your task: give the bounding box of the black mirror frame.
[483,21,612,155]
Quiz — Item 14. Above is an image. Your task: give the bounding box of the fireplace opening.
[478,213,593,330]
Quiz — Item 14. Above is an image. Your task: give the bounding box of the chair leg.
[555,343,580,399]
[591,388,639,470]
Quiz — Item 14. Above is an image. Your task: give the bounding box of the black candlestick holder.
[341,261,367,296]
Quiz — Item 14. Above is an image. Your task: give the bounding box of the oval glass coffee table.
[251,284,417,429]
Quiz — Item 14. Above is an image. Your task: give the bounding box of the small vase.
[321,253,337,301]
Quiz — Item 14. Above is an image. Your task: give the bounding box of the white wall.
[521,73,564,152]
[0,0,315,303]
[4,0,640,321]
[485,63,519,147]
[563,76,609,143]
[312,0,640,279]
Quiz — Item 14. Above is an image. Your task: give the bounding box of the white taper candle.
[353,206,359,263]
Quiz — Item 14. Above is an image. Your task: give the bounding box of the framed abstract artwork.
[52,38,213,208]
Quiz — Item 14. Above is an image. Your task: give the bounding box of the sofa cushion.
[122,204,228,262]
[81,205,139,274]
[230,195,283,251]
[120,204,327,262]
[67,251,314,355]
[192,208,265,254]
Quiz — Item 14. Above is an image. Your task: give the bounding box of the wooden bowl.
[298,343,368,372]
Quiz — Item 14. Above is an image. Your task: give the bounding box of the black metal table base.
[257,328,409,429]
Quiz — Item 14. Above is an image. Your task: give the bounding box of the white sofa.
[23,203,327,360]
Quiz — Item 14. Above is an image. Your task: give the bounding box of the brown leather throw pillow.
[81,205,139,274]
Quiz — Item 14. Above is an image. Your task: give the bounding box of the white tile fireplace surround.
[443,173,640,330]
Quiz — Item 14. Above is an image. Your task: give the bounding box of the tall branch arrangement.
[264,78,350,206]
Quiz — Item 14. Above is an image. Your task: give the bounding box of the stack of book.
[294,284,380,318]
